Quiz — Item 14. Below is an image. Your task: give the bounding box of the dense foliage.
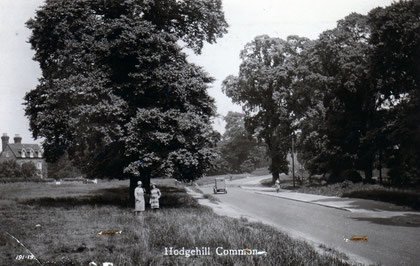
[299,13,376,183]
[24,0,228,203]
[208,112,268,175]
[47,152,82,180]
[368,0,420,184]
[224,0,419,185]
[0,160,38,179]
[223,35,313,182]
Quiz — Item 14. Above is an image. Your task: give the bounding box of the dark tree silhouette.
[24,0,228,205]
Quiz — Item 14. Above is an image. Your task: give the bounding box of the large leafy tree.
[292,13,380,183]
[309,13,376,182]
[368,0,420,185]
[296,2,419,185]
[288,38,330,179]
[295,102,330,179]
[24,0,228,204]
[223,35,312,183]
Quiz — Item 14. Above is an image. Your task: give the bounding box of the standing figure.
[134,181,145,213]
[150,184,161,210]
[275,179,281,192]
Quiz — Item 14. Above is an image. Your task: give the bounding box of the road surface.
[199,177,420,266]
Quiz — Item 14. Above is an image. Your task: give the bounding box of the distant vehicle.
[213,178,227,194]
[83,178,98,184]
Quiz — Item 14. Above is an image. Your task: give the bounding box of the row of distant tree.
[207,112,269,175]
[222,0,419,185]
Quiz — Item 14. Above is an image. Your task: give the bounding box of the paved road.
[200,179,420,266]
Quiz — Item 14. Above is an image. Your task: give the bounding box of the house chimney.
[1,133,9,151]
[14,134,22,144]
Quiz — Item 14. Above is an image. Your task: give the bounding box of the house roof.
[7,143,43,158]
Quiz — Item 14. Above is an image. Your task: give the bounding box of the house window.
[5,151,10,158]
[37,162,42,170]
[21,149,26,158]
[29,149,34,158]
[38,151,42,158]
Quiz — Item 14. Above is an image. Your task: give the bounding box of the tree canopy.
[298,1,420,184]
[223,35,312,182]
[368,0,420,184]
[24,0,228,198]
[224,0,419,185]
[300,13,377,182]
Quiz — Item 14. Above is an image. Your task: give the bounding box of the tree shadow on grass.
[343,190,420,211]
[154,186,200,209]
[20,189,130,209]
[19,185,200,209]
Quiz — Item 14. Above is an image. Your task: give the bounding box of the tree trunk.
[378,150,383,184]
[361,152,374,183]
[291,137,295,188]
[141,173,151,209]
[271,151,282,184]
[364,167,373,183]
[141,173,151,195]
[272,171,279,184]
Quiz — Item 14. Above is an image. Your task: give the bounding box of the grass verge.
[0,180,351,265]
[262,176,420,211]
[342,189,420,211]
[294,181,420,210]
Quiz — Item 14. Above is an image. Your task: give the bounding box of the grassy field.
[0,179,352,266]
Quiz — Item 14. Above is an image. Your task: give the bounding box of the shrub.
[21,161,39,178]
[0,160,22,178]
[239,159,255,173]
[0,160,39,179]
[48,152,82,179]
[330,169,362,183]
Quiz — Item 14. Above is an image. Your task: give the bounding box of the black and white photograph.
[0,0,419,265]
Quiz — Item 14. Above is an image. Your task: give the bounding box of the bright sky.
[0,0,394,144]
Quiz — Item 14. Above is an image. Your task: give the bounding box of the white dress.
[134,186,145,212]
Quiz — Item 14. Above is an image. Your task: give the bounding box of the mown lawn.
[0,180,351,265]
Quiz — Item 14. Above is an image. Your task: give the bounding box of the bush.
[48,152,82,179]
[0,160,39,179]
[330,169,362,183]
[239,159,255,173]
[0,160,22,178]
[21,162,38,178]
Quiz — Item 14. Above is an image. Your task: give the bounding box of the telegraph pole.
[292,136,295,188]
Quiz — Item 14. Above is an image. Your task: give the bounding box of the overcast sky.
[0,0,394,144]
